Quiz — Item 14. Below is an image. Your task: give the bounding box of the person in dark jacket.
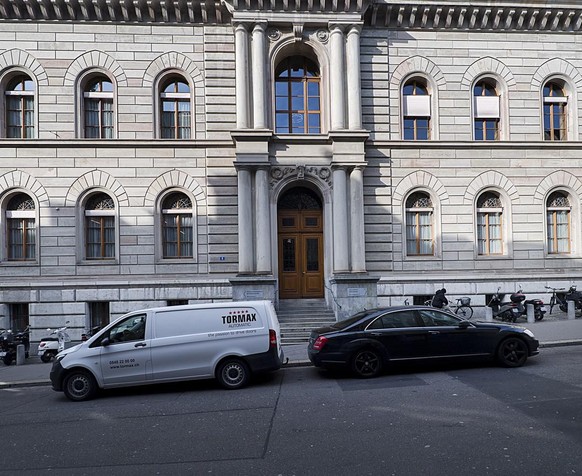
[432,288,448,309]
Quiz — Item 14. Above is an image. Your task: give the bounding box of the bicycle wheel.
[455,305,473,320]
[549,296,555,314]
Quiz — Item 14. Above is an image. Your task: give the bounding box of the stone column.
[255,166,272,273]
[329,24,346,130]
[252,22,268,129]
[332,166,349,272]
[349,166,366,272]
[237,167,254,273]
[234,22,250,129]
[346,24,363,130]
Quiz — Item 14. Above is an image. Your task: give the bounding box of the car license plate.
[0,351,5,357]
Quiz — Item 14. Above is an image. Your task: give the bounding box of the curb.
[0,380,51,389]
[539,340,582,348]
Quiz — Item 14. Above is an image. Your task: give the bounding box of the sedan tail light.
[312,336,328,351]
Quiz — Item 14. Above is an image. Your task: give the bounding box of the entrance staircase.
[277,299,336,345]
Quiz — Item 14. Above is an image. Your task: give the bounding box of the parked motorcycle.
[488,288,523,322]
[37,326,70,363]
[564,285,582,312]
[0,326,30,365]
[489,287,545,322]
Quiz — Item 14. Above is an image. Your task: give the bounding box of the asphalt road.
[1,347,581,475]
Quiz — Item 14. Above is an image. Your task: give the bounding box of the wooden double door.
[278,209,324,299]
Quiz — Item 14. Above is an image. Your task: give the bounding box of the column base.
[229,275,276,302]
[329,273,379,320]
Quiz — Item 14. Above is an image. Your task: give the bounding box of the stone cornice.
[1,0,582,33]
[366,2,582,32]
[0,0,231,24]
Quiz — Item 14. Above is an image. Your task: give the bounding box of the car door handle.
[134,342,147,348]
[428,331,440,335]
[370,332,383,336]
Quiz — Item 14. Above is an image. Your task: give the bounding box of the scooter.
[488,288,523,322]
[0,326,30,365]
[564,285,582,312]
[37,326,70,363]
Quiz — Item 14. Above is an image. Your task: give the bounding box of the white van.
[50,301,284,401]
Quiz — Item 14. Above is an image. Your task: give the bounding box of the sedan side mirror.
[458,320,470,329]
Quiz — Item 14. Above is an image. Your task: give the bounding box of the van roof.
[128,300,273,315]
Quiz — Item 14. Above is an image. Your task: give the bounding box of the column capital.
[233,21,251,32]
[346,23,364,36]
[252,21,268,32]
[328,22,347,34]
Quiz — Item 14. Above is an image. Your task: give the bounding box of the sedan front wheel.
[497,337,528,368]
[351,348,383,378]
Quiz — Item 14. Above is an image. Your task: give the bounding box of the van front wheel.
[217,359,250,390]
[63,370,98,402]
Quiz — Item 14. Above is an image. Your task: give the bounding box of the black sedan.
[307,306,539,378]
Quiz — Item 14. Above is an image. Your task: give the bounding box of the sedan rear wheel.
[497,337,528,368]
[351,348,383,378]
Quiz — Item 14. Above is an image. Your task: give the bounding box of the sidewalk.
[1,316,581,389]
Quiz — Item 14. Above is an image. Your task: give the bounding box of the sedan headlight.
[524,329,535,338]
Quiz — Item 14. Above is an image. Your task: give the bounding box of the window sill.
[0,260,38,266]
[79,259,118,265]
[156,258,197,264]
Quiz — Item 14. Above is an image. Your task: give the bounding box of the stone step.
[278,314,335,322]
[276,299,335,344]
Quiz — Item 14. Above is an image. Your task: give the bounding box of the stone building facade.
[1,0,582,339]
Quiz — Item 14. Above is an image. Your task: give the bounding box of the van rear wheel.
[63,370,98,402]
[217,359,250,390]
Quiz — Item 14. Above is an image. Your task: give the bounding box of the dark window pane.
[306,238,319,272]
[282,238,296,272]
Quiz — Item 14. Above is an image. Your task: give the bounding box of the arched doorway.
[277,187,324,299]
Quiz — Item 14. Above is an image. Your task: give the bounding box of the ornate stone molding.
[3,1,582,33]
[365,3,582,33]
[270,165,332,188]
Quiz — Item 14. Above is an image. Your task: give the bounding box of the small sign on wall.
[347,288,367,297]
[245,290,264,299]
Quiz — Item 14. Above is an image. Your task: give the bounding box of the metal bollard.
[568,300,576,320]
[16,344,25,365]
[526,303,534,323]
[485,306,493,322]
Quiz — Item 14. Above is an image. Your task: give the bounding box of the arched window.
[83,75,114,139]
[402,79,430,140]
[405,192,434,256]
[275,56,321,134]
[5,75,34,139]
[473,79,499,141]
[5,193,35,261]
[543,81,567,141]
[84,192,115,259]
[160,76,191,139]
[162,192,193,258]
[477,192,503,255]
[547,191,571,254]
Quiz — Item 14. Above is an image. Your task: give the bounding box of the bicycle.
[424,296,474,319]
[545,286,567,314]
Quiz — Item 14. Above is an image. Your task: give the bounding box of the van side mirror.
[101,337,111,347]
